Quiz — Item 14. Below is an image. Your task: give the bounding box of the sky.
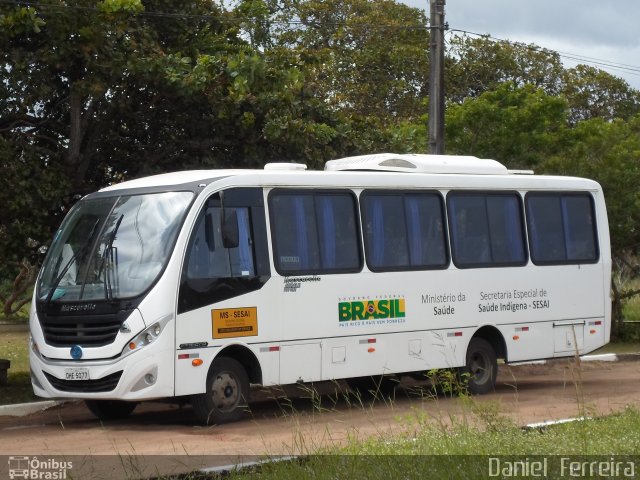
[401,0,640,90]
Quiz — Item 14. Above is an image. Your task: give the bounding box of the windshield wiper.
[97,214,124,302]
[43,218,101,307]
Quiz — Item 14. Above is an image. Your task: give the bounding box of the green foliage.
[272,0,429,123]
[446,35,640,124]
[445,83,568,169]
[446,35,565,101]
[562,64,640,124]
[0,6,46,34]
[97,0,144,14]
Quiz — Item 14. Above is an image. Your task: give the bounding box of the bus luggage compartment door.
[553,320,585,354]
[280,342,322,384]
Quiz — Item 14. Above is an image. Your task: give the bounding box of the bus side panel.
[276,259,606,381]
[174,281,282,396]
[321,329,471,382]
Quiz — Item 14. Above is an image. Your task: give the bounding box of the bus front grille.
[43,371,123,393]
[38,310,132,347]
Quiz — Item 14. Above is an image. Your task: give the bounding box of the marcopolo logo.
[339,298,406,322]
[8,456,73,479]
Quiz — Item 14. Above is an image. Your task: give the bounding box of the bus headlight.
[122,319,169,357]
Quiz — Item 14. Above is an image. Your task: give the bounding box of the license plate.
[64,368,89,381]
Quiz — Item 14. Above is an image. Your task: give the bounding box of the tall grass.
[219,406,640,480]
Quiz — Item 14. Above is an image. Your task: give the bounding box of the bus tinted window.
[186,207,255,280]
[361,191,448,271]
[526,193,598,264]
[448,192,527,268]
[270,191,361,274]
[179,188,269,313]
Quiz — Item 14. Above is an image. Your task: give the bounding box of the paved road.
[0,359,638,477]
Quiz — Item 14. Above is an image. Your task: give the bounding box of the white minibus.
[30,153,611,423]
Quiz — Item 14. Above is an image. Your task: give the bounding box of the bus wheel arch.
[463,326,506,395]
[472,326,507,362]
[216,344,263,386]
[192,345,262,425]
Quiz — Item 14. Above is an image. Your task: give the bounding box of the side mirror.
[221,209,239,248]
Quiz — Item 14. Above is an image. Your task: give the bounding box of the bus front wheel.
[464,338,497,394]
[192,357,249,425]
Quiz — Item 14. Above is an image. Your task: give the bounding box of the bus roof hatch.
[324,153,508,175]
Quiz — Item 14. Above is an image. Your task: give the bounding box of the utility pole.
[428,0,446,154]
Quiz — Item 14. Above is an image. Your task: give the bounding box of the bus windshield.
[38,191,193,303]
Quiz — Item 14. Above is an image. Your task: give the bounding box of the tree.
[446,35,640,125]
[271,0,430,124]
[445,35,565,103]
[445,83,568,169]
[562,64,640,124]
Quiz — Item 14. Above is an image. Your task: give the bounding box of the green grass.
[219,407,640,480]
[0,330,38,404]
[594,342,640,354]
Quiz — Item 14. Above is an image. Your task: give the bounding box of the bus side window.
[562,196,598,261]
[179,188,268,313]
[448,192,526,269]
[269,190,362,275]
[526,193,598,265]
[362,194,409,269]
[186,207,255,280]
[361,191,448,271]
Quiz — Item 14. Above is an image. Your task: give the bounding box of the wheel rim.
[469,351,491,384]
[211,372,241,412]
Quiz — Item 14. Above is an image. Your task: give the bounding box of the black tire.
[347,375,398,398]
[192,357,249,425]
[85,400,138,421]
[464,338,497,395]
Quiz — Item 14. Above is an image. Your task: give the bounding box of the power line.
[450,28,640,79]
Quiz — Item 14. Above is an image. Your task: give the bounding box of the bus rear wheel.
[85,400,138,421]
[464,338,497,394]
[192,357,249,425]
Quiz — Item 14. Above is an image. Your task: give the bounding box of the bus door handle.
[552,320,586,327]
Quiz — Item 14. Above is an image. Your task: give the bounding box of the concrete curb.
[510,351,636,366]
[0,400,66,417]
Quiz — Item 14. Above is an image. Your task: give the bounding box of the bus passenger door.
[175,187,275,396]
